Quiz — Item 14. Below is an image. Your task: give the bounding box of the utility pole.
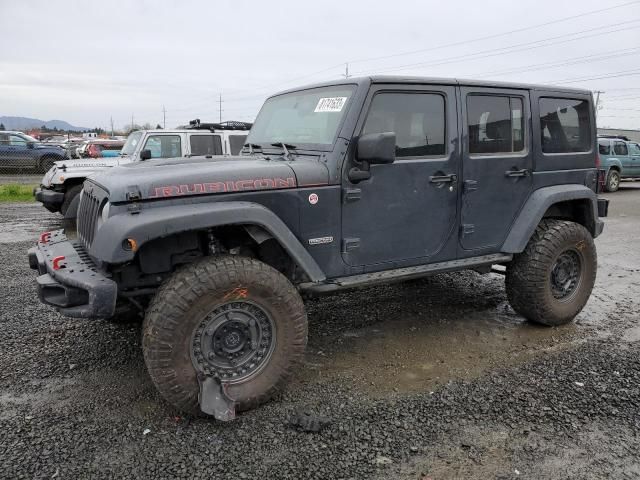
[162,105,166,129]
[218,94,223,123]
[110,116,114,137]
[594,90,605,119]
[344,62,350,79]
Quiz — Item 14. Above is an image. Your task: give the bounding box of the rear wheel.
[142,255,307,416]
[39,156,57,173]
[605,169,620,192]
[506,219,597,326]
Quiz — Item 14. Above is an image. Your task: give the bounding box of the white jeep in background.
[34,120,251,218]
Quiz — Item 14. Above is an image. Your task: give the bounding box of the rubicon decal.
[148,177,297,198]
[308,236,333,245]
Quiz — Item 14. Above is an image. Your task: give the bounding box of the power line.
[346,0,640,66]
[553,69,640,84]
[351,20,640,76]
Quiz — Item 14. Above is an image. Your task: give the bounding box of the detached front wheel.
[142,255,307,416]
[506,219,597,326]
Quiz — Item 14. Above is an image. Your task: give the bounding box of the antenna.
[218,94,224,123]
[162,105,167,129]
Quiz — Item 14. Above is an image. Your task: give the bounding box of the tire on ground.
[142,255,307,415]
[39,156,57,173]
[506,219,597,326]
[60,184,83,216]
[605,169,620,192]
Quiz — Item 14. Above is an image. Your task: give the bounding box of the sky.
[1,0,639,130]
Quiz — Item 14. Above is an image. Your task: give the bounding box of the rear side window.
[539,98,591,154]
[467,95,524,154]
[613,141,628,156]
[144,135,182,158]
[630,143,640,155]
[598,140,610,155]
[229,135,247,155]
[190,135,222,156]
[363,92,446,157]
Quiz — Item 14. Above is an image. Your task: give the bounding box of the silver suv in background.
[34,120,251,218]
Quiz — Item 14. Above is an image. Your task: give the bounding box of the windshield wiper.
[243,143,263,155]
[270,142,296,160]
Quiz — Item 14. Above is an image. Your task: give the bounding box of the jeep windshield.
[246,85,356,150]
[120,131,143,156]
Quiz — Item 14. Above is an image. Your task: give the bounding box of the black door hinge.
[461,224,475,236]
[343,188,362,203]
[342,238,360,253]
[463,180,478,193]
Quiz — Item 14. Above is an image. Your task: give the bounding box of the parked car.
[597,136,640,191]
[0,131,67,171]
[29,76,607,421]
[84,140,125,158]
[34,121,251,218]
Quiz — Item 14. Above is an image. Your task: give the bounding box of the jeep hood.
[90,155,329,203]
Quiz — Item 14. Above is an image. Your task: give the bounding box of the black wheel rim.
[191,301,276,383]
[550,249,582,301]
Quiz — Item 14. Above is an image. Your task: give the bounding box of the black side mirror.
[27,142,35,149]
[140,149,152,160]
[357,132,396,164]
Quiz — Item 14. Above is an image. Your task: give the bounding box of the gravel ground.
[1,183,639,479]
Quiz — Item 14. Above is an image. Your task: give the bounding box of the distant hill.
[0,116,89,132]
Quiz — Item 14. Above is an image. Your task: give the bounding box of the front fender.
[501,185,601,253]
[90,201,326,282]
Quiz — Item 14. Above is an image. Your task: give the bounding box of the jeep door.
[341,84,459,267]
[459,87,532,252]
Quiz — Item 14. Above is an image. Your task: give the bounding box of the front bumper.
[28,230,117,318]
[34,187,64,212]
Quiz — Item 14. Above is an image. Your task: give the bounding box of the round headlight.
[101,202,111,222]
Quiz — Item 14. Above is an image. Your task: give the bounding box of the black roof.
[272,75,591,97]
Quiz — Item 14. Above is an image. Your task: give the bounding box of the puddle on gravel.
[0,203,71,243]
[303,302,578,396]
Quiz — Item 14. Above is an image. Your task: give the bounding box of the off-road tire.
[506,219,597,326]
[142,255,307,416]
[60,184,83,216]
[605,169,620,192]
[39,156,57,173]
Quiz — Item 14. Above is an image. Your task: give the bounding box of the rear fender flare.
[89,201,326,282]
[502,185,600,253]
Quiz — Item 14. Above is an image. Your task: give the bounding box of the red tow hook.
[52,256,66,270]
[39,231,51,243]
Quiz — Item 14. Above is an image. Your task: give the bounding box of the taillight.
[595,154,601,168]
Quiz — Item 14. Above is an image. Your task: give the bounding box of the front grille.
[77,184,107,248]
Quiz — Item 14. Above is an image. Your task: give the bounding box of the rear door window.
[229,135,247,155]
[143,135,182,158]
[613,141,629,156]
[467,95,524,154]
[629,143,640,155]
[190,135,222,155]
[539,98,592,153]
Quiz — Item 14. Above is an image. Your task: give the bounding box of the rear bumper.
[28,230,117,318]
[34,187,64,211]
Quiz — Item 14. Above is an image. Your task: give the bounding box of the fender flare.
[89,201,326,282]
[604,159,622,172]
[501,185,600,253]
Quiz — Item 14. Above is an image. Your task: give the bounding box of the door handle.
[505,168,529,177]
[429,174,457,184]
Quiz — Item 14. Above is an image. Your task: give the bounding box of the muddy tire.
[142,255,307,416]
[506,219,597,326]
[60,185,82,216]
[605,169,620,192]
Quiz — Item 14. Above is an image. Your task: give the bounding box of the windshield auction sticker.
[314,97,347,113]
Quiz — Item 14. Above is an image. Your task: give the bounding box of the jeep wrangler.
[29,76,609,421]
[33,120,251,219]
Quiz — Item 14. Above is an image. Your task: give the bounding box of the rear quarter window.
[539,98,592,154]
[229,135,247,155]
[598,140,610,155]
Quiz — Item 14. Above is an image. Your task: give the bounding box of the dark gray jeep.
[29,76,609,421]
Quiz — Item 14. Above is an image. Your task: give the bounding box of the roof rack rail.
[186,119,253,131]
[598,134,630,141]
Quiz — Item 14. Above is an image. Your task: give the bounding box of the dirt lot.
[1,183,639,479]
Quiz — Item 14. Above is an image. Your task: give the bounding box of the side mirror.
[140,149,152,160]
[357,132,396,165]
[27,142,35,149]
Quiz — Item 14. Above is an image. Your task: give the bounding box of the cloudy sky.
[1,0,639,130]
